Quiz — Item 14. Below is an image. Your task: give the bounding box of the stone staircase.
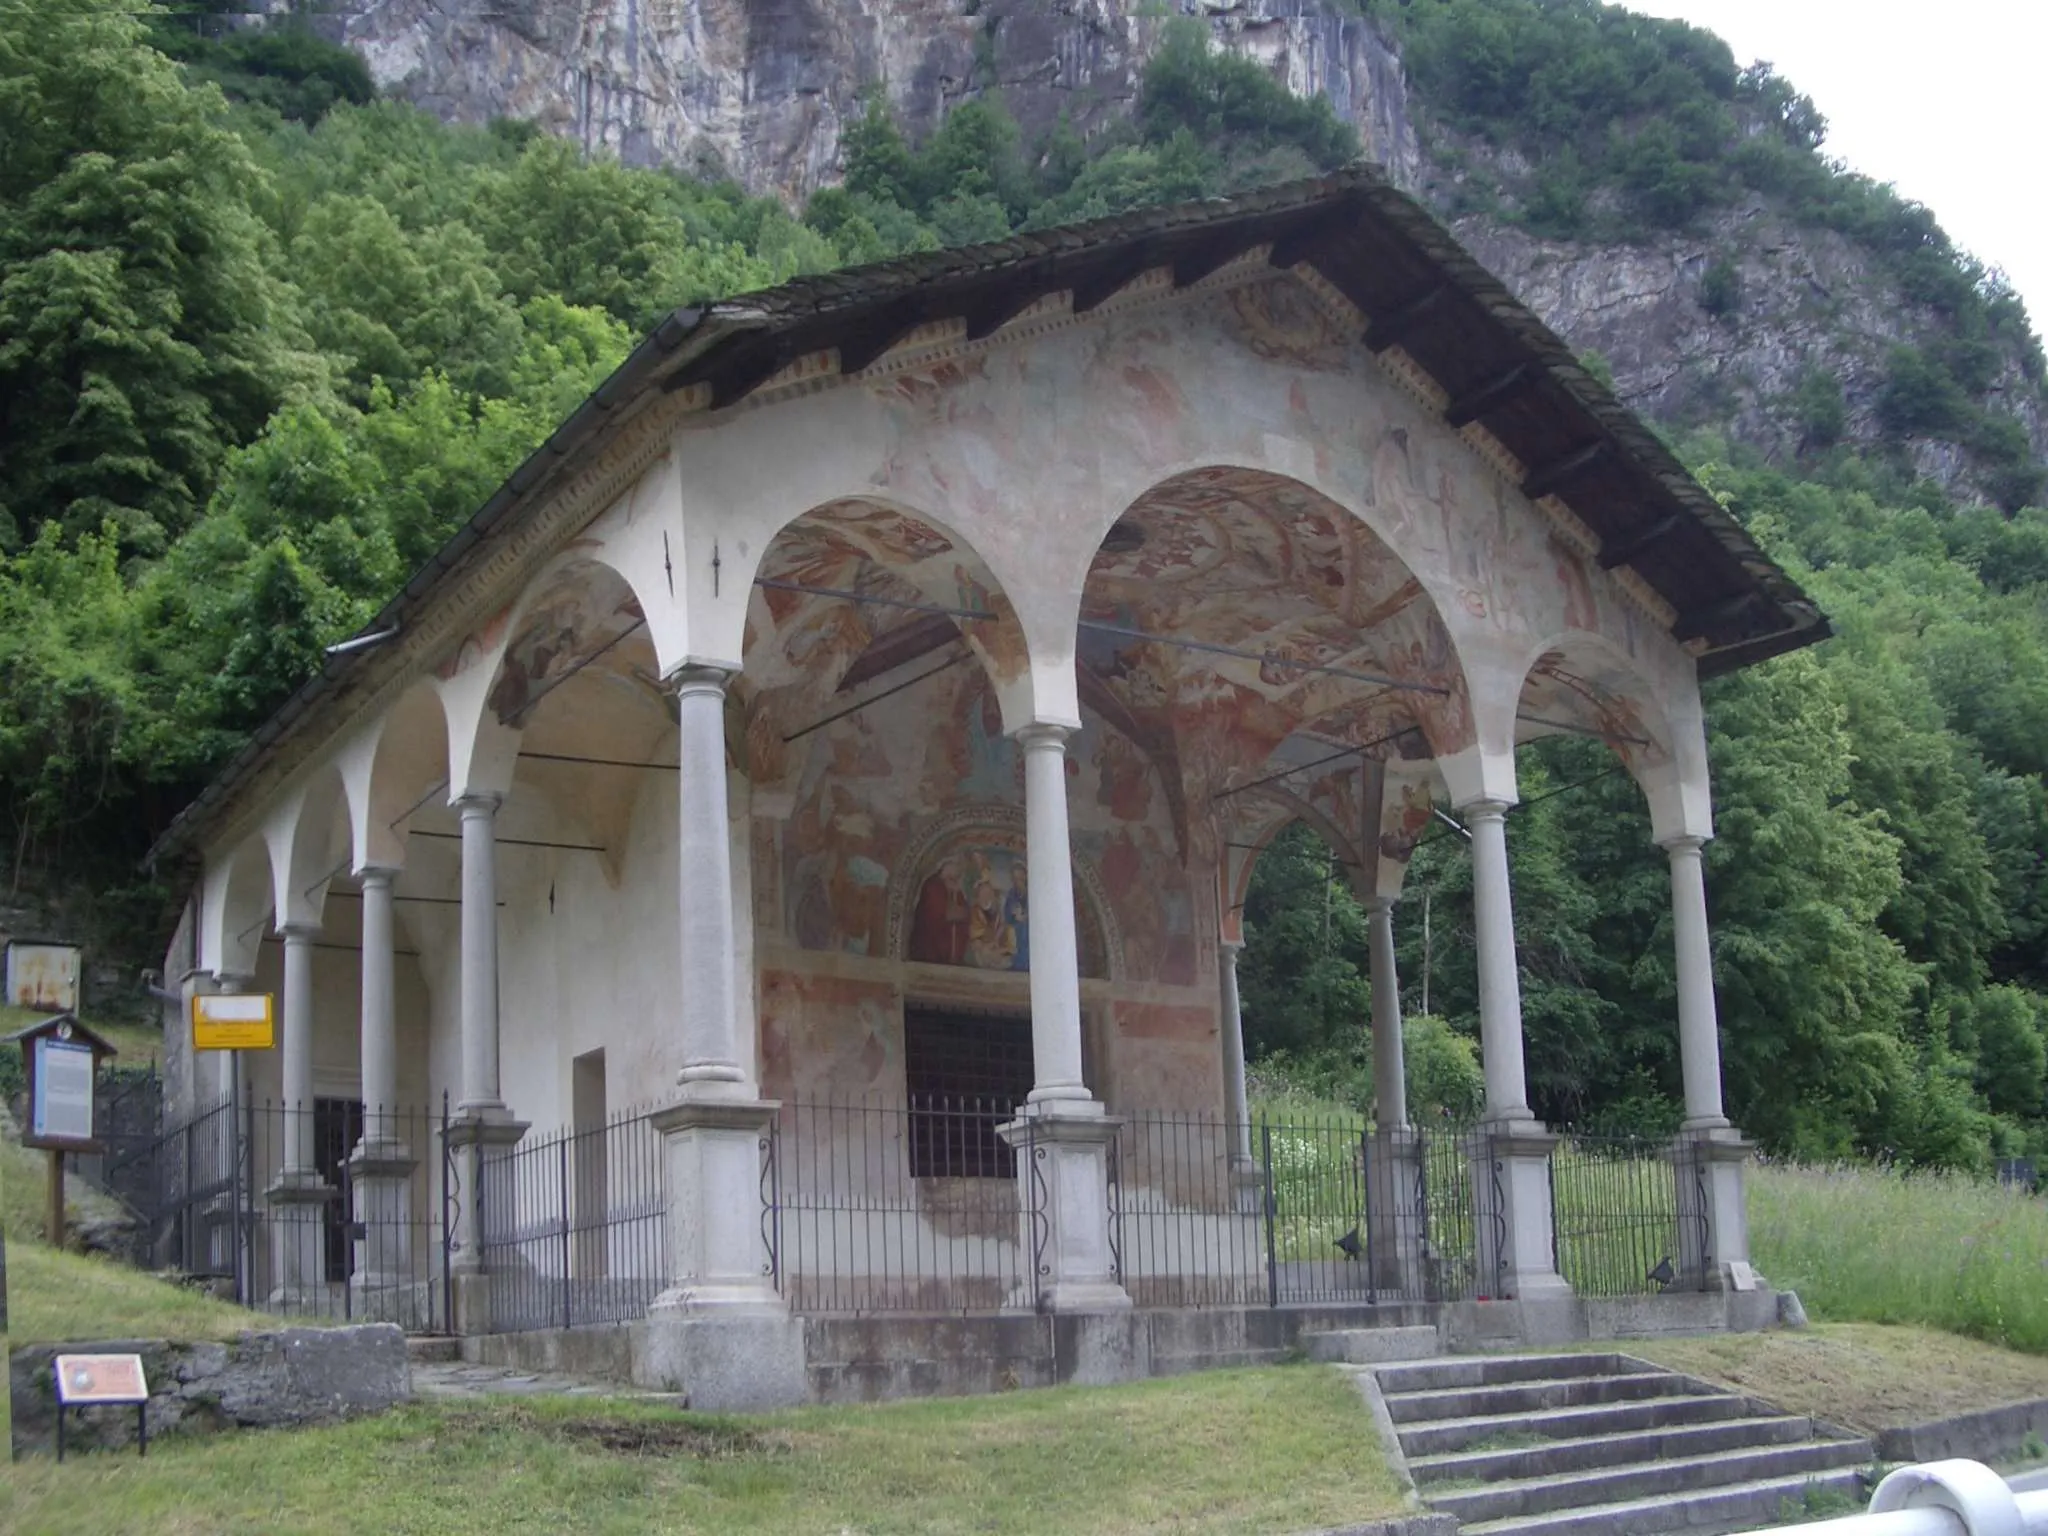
[1367,1352,1874,1536]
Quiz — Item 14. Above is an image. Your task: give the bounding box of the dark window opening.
[314,1096,363,1284]
[904,1007,1034,1179]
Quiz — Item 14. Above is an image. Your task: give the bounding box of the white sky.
[1630,1,2047,340]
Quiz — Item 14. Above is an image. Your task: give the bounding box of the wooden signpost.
[5,1013,117,1251]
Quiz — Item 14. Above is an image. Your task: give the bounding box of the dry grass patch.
[1618,1323,2048,1432]
[0,1365,1403,1536]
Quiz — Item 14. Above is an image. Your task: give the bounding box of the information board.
[54,1354,149,1405]
[192,992,275,1052]
[31,1036,95,1143]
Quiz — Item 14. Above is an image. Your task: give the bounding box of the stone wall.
[9,1324,409,1459]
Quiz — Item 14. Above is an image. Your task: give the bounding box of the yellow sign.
[191,992,275,1052]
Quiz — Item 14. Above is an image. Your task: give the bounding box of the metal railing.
[1749,1462,2048,1536]
[1549,1132,1694,1296]
[768,1095,1030,1314]
[478,1104,667,1333]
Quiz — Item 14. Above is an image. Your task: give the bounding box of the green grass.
[7,1239,274,1346]
[1751,1161,2048,1353]
[1615,1322,2048,1432]
[1,1002,163,1069]
[0,1364,1404,1536]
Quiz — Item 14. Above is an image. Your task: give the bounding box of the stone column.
[1217,940,1253,1170]
[1364,897,1423,1297]
[1460,799,1569,1303]
[456,793,506,1118]
[447,794,525,1334]
[637,666,802,1407]
[350,866,416,1319]
[995,724,1129,1314]
[267,923,330,1306]
[1662,834,1753,1290]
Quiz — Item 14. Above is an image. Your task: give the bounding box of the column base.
[999,1107,1132,1314]
[1475,1117,1573,1303]
[347,1142,417,1304]
[648,1097,786,1317]
[264,1175,334,1307]
[1676,1127,1757,1291]
[631,1310,807,1409]
[1366,1126,1427,1298]
[1229,1158,1264,1217]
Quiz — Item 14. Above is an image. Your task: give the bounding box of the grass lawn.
[0,1364,1403,1536]
[1751,1162,2048,1354]
[1,1002,164,1070]
[1616,1323,2048,1433]
[7,1239,273,1346]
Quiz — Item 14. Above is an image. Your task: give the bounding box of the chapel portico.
[152,168,1822,1399]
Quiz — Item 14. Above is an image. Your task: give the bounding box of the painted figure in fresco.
[965,852,1017,970]
[908,855,971,966]
[1003,862,1030,972]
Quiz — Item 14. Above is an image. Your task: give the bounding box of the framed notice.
[31,1036,95,1145]
[192,992,275,1052]
[52,1353,150,1461]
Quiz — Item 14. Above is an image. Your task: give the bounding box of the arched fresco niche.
[1081,465,1476,888]
[883,808,1118,980]
[1512,633,1675,783]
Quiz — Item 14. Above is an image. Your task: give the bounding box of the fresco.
[484,559,647,725]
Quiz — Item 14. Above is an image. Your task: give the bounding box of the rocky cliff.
[325,0,2042,498]
[336,0,1422,201]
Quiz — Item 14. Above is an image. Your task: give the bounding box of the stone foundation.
[9,1324,409,1459]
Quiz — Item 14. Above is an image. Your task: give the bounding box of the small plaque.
[54,1354,149,1405]
[192,992,275,1052]
[1726,1259,1758,1292]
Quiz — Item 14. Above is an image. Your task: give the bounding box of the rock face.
[9,1324,410,1458]
[334,0,1422,201]
[1448,201,2048,479]
[321,0,2041,498]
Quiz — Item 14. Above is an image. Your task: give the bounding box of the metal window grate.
[902,1008,1033,1179]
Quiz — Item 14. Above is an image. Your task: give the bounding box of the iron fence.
[1548,1132,1689,1296]
[477,1104,667,1333]
[768,1095,1030,1314]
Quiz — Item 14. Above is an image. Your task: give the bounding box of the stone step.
[1428,1438,1872,1525]
[1397,1393,1754,1458]
[1302,1326,1443,1364]
[405,1336,461,1363]
[1409,1414,1817,1486]
[1385,1371,1695,1424]
[1377,1353,1631,1395]
[1457,1466,1871,1536]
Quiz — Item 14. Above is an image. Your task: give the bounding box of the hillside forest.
[2,0,2045,1170]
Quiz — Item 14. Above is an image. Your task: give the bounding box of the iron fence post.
[1360,1129,1377,1307]
[440,1092,453,1333]
[1261,1121,1279,1310]
[560,1132,572,1331]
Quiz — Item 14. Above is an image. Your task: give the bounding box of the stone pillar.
[1460,799,1569,1303]
[456,793,506,1118]
[268,924,330,1305]
[1661,835,1752,1289]
[1363,897,1423,1297]
[448,795,525,1332]
[1019,725,1088,1107]
[1663,837,1727,1130]
[995,723,1130,1314]
[1217,940,1254,1172]
[636,666,802,1406]
[350,866,416,1319]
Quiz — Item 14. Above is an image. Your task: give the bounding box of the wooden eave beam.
[1672,590,1759,644]
[1363,284,1447,354]
[1070,245,1155,315]
[1444,362,1537,428]
[962,284,1047,342]
[1596,509,1688,571]
[698,332,793,409]
[1266,209,1350,272]
[835,304,931,376]
[1172,229,1259,290]
[1521,439,1609,501]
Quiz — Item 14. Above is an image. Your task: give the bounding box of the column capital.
[1014,721,1073,751]
[666,662,734,697]
[1219,936,1245,956]
[1456,796,1514,824]
[1658,832,1711,857]
[1363,893,1397,913]
[453,790,502,816]
[355,864,399,888]
[278,920,321,942]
